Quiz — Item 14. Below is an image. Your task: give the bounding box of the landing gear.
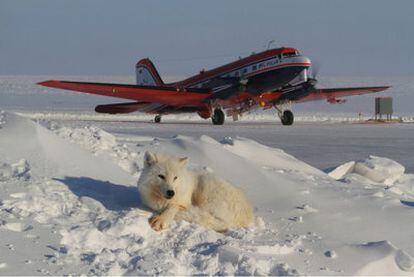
[211,109,225,125]
[275,103,294,126]
[280,110,294,126]
[154,115,161,123]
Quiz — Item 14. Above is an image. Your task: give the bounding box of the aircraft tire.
[154,115,161,123]
[281,110,294,126]
[211,109,225,125]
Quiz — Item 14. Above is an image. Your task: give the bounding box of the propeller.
[309,61,320,79]
[307,62,320,88]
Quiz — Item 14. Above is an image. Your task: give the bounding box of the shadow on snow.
[54,176,147,212]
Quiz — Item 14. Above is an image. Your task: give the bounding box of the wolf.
[137,151,254,232]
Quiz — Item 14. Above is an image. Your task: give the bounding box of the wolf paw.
[149,215,168,231]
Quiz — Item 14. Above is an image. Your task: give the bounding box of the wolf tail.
[135,58,165,86]
[175,207,228,233]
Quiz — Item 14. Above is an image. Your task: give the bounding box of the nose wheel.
[154,115,161,123]
[211,109,225,125]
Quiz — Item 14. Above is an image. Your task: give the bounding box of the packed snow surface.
[1,111,414,275]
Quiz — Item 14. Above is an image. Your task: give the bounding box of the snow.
[329,156,406,185]
[1,75,414,274]
[1,110,414,275]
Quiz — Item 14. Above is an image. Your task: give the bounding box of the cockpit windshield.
[282,51,299,58]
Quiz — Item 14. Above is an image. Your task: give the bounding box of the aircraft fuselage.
[170,47,312,96]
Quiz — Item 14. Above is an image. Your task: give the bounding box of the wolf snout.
[165,190,175,199]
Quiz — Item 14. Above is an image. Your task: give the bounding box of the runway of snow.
[1,111,414,275]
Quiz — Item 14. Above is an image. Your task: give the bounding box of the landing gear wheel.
[154,115,161,123]
[281,110,294,126]
[211,109,225,125]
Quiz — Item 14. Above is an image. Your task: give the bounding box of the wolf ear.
[179,157,188,167]
[144,151,157,166]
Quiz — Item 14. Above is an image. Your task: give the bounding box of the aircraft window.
[282,52,297,58]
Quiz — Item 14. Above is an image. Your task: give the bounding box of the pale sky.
[1,0,413,77]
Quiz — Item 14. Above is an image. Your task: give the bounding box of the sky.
[1,0,413,77]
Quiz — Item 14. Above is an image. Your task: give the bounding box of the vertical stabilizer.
[135,58,164,86]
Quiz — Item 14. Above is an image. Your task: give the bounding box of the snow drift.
[1,111,414,275]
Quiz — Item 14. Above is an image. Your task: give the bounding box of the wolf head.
[142,151,188,200]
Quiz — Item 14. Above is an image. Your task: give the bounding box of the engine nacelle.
[197,109,212,119]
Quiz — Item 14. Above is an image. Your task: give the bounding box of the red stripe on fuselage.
[169,47,298,87]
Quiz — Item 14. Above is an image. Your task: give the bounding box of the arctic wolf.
[137,151,254,232]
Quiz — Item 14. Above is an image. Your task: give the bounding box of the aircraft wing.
[296,86,390,103]
[37,80,211,107]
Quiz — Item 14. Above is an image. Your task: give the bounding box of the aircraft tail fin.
[135,58,164,86]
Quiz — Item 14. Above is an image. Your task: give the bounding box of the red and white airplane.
[38,47,390,125]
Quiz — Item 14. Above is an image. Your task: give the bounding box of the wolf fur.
[137,151,254,232]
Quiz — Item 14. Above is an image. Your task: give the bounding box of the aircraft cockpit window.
[282,52,297,58]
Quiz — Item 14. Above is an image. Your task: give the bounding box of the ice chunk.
[332,156,405,185]
[354,156,405,184]
[328,161,355,180]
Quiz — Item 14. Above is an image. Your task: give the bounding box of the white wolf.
[137,151,254,232]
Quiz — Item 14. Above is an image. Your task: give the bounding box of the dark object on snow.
[375,97,393,120]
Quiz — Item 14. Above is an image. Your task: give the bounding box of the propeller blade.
[309,61,320,80]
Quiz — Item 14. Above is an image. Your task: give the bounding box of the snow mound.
[329,156,405,185]
[354,156,405,185]
[53,124,117,152]
[0,112,306,275]
[45,122,141,176]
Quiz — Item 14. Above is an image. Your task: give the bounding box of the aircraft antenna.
[267,40,276,49]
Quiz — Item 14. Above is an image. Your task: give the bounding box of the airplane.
[38,47,390,126]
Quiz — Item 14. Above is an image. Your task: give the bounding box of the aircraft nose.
[281,55,312,68]
[297,56,311,67]
[165,190,175,199]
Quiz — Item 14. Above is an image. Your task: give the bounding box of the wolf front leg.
[149,204,180,231]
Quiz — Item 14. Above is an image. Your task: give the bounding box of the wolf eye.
[173,176,178,181]
[158,174,165,180]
